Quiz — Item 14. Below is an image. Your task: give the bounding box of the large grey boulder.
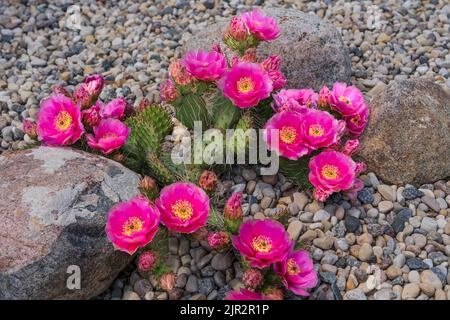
[183,7,351,91]
[0,146,140,299]
[359,79,450,185]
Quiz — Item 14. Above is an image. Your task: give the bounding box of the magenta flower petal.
[106,196,160,255]
[100,97,128,119]
[183,50,227,81]
[37,94,85,146]
[155,182,210,234]
[263,111,310,160]
[225,288,268,300]
[241,9,280,41]
[87,118,130,155]
[232,219,291,269]
[218,62,273,109]
[274,249,317,297]
[300,109,345,150]
[329,82,366,116]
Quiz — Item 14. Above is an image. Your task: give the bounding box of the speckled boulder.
[359,79,450,185]
[0,146,141,299]
[183,7,351,91]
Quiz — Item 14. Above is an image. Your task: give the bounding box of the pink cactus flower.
[300,109,345,150]
[242,269,264,289]
[225,288,268,300]
[99,97,128,119]
[267,70,286,91]
[261,55,282,71]
[308,150,358,201]
[272,89,318,113]
[105,196,160,255]
[37,94,85,146]
[264,111,310,160]
[241,9,280,41]
[82,102,101,128]
[155,182,210,234]
[22,119,37,139]
[183,50,227,81]
[169,59,195,86]
[230,48,257,66]
[137,250,157,272]
[218,62,273,109]
[74,74,104,109]
[274,249,318,296]
[206,231,230,250]
[159,79,180,102]
[211,43,223,54]
[345,103,369,138]
[232,219,292,269]
[86,119,130,155]
[329,82,366,116]
[341,139,359,156]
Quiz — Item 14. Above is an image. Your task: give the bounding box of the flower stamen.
[321,164,340,180]
[339,95,351,105]
[287,258,301,276]
[237,77,255,93]
[251,235,273,253]
[308,124,325,137]
[280,126,297,144]
[171,200,194,222]
[122,216,145,236]
[54,111,73,132]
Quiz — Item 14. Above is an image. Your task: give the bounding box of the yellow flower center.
[308,124,325,137]
[338,95,351,105]
[321,164,340,180]
[171,200,194,221]
[122,217,145,236]
[237,77,255,93]
[251,235,273,253]
[287,258,301,276]
[54,111,73,132]
[280,126,297,144]
[351,114,361,125]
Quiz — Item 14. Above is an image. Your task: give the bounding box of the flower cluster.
[265,82,369,201]
[160,9,284,109]
[226,219,317,300]
[30,74,131,155]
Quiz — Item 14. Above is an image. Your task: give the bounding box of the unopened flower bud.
[160,272,176,292]
[22,119,37,139]
[136,97,151,113]
[199,170,218,191]
[224,192,243,221]
[139,176,159,200]
[243,269,264,289]
[160,79,180,102]
[206,231,230,250]
[137,250,157,273]
[169,60,195,86]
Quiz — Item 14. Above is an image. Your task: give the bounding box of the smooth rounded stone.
[345,214,360,233]
[385,265,403,280]
[313,209,331,222]
[357,188,374,204]
[378,201,394,213]
[343,288,367,300]
[358,243,373,262]
[287,203,300,215]
[313,236,335,250]
[408,270,421,283]
[0,147,140,299]
[393,254,406,268]
[184,7,351,91]
[293,192,309,211]
[168,255,181,273]
[213,271,226,287]
[378,185,396,202]
[169,238,179,254]
[133,279,153,298]
[406,258,430,271]
[211,252,234,271]
[178,238,190,256]
[421,196,441,213]
[335,238,349,251]
[185,275,199,293]
[373,289,395,300]
[260,197,273,209]
[123,291,141,300]
[198,277,215,296]
[412,234,427,249]
[403,187,424,200]
[428,252,447,265]
[241,168,256,181]
[402,283,420,299]
[421,217,438,233]
[420,270,443,290]
[286,220,303,241]
[299,211,314,223]
[359,79,450,185]
[321,251,338,265]
[391,208,413,234]
[197,253,213,269]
